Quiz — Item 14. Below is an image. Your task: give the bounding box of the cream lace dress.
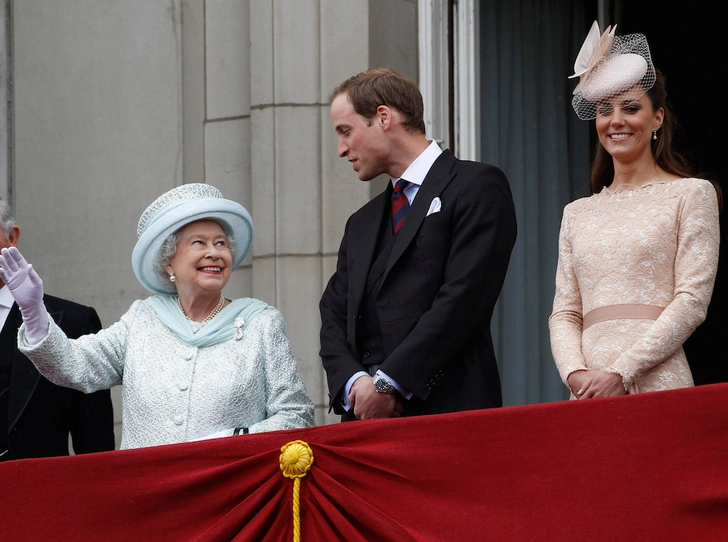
[549,178,720,395]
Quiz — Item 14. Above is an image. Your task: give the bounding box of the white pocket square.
[426,197,442,216]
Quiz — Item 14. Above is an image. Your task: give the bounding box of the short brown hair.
[329,67,426,134]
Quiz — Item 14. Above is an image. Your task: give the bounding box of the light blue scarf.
[148,295,271,348]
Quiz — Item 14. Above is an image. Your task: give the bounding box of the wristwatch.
[372,374,396,395]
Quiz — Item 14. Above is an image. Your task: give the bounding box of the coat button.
[363,351,370,359]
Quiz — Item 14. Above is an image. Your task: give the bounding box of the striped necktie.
[391,179,411,234]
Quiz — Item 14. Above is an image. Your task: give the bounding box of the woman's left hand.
[576,370,627,399]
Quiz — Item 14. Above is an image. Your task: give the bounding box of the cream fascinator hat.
[570,21,655,120]
[132,183,253,295]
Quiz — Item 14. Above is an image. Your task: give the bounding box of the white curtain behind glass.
[480,0,594,405]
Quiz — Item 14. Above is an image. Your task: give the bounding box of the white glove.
[0,246,49,344]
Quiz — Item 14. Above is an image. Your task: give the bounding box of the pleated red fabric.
[2,383,728,541]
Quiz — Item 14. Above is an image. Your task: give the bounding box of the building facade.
[2,1,723,447]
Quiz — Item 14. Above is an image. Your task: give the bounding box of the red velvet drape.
[2,383,728,541]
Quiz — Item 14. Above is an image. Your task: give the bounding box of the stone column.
[250,0,370,425]
[202,0,254,294]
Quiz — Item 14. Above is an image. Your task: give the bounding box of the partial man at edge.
[0,199,115,460]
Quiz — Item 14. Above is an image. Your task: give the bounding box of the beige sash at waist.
[582,304,665,330]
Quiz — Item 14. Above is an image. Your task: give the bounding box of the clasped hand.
[568,369,626,399]
[349,376,405,419]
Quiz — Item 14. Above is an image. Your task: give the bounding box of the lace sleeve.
[610,179,721,384]
[549,205,588,385]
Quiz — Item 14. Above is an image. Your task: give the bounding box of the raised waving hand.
[0,247,49,343]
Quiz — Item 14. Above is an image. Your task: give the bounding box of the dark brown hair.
[329,67,426,134]
[590,69,721,208]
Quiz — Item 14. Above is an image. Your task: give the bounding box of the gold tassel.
[280,440,314,542]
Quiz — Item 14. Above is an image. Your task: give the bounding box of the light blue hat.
[132,183,253,295]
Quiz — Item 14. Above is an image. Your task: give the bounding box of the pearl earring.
[169,274,176,282]
[652,130,657,141]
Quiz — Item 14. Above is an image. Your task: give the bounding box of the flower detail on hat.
[569,20,617,96]
[569,22,655,121]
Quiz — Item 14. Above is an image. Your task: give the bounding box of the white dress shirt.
[391,139,443,204]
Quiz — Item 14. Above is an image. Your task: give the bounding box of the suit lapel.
[348,189,390,314]
[383,150,458,280]
[7,302,63,432]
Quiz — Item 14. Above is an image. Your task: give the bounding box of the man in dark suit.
[0,200,115,460]
[320,68,517,421]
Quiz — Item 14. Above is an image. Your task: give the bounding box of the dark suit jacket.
[2,295,115,460]
[320,150,517,417]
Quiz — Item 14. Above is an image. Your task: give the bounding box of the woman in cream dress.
[549,23,720,399]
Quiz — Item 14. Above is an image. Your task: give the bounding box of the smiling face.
[330,93,390,181]
[595,92,663,164]
[165,219,232,296]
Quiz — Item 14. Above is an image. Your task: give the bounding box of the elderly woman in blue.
[0,183,314,449]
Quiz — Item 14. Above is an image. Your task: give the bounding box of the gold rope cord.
[279,440,314,542]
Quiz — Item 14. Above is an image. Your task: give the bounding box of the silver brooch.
[234,316,245,340]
